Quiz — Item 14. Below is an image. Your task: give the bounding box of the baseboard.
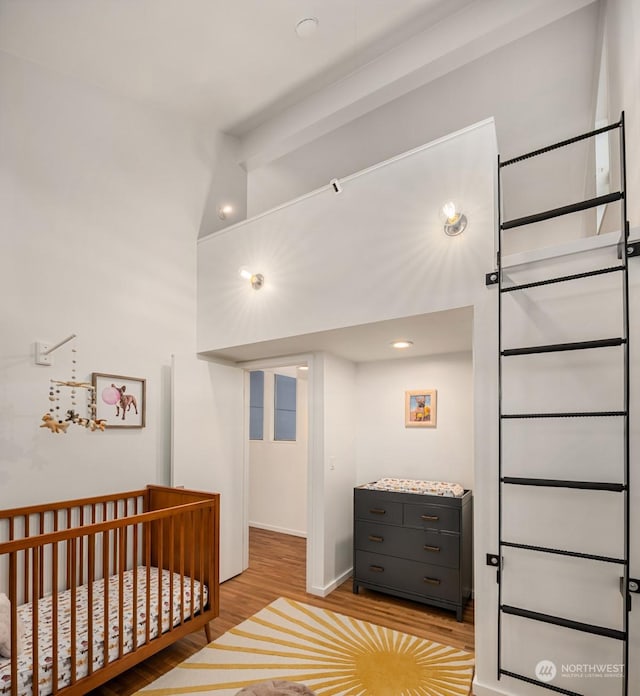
[309,566,353,597]
[472,676,515,696]
[248,522,307,538]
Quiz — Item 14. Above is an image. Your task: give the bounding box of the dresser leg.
[456,607,463,622]
[353,582,359,594]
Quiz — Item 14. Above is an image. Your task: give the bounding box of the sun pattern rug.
[137,597,474,696]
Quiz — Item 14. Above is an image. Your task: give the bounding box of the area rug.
[137,597,474,695]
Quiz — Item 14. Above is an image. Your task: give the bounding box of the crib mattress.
[0,567,208,696]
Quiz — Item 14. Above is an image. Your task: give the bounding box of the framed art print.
[405,389,437,428]
[92,373,146,428]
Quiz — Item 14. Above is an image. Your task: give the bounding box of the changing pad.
[360,477,465,497]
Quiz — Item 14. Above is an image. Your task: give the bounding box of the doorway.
[244,361,310,574]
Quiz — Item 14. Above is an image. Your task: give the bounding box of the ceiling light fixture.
[442,201,467,236]
[392,340,414,349]
[239,267,264,290]
[218,204,233,220]
[298,365,309,371]
[295,17,319,38]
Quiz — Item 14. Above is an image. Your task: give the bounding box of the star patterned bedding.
[0,567,207,696]
[361,477,465,497]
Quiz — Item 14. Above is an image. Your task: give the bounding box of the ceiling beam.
[238,0,597,171]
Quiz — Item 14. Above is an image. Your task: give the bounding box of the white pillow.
[0,592,23,658]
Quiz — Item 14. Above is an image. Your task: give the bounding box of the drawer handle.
[421,514,439,522]
[424,545,440,553]
[369,565,385,573]
[423,576,441,585]
[369,508,386,515]
[368,535,384,543]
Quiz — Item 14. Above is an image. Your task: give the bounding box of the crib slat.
[52,541,59,694]
[39,512,45,600]
[9,551,18,696]
[145,522,151,645]
[79,507,84,586]
[87,534,95,677]
[118,525,125,659]
[199,509,205,617]
[190,512,195,621]
[32,547,40,696]
[168,517,174,631]
[69,537,77,685]
[103,530,110,669]
[179,514,185,625]
[24,515,30,604]
[132,523,138,652]
[157,518,163,638]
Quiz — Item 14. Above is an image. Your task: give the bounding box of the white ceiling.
[0,0,472,132]
[203,307,474,364]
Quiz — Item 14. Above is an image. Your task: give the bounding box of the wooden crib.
[0,485,219,696]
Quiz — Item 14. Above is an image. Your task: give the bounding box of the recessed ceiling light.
[295,17,319,38]
[392,340,414,349]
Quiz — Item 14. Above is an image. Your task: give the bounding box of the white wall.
[198,120,496,353]
[355,352,473,490]
[249,368,308,537]
[0,52,211,507]
[171,355,245,583]
[605,0,640,228]
[317,353,358,594]
[198,131,247,238]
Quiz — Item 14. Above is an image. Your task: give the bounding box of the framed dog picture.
[405,389,437,428]
[92,373,146,429]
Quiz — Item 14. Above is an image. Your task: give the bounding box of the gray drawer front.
[403,503,460,532]
[355,551,459,603]
[354,492,403,525]
[355,521,459,568]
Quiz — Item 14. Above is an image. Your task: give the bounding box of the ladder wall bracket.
[618,239,640,259]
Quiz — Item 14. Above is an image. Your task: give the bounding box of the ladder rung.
[501,192,622,230]
[502,477,625,492]
[501,265,625,293]
[500,669,585,696]
[500,120,622,167]
[501,605,626,640]
[501,541,627,565]
[502,337,625,356]
[502,411,626,419]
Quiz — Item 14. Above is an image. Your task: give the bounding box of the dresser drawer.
[355,521,460,568]
[355,551,459,603]
[403,502,460,532]
[354,490,403,525]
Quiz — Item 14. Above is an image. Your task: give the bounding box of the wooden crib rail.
[0,493,219,696]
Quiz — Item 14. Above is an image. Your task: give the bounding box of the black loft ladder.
[495,114,632,696]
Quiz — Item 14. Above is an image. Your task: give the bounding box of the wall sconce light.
[442,201,467,236]
[239,267,265,290]
[218,204,234,220]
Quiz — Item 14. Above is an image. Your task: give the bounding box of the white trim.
[249,522,307,538]
[472,677,516,696]
[309,567,353,598]
[198,119,495,244]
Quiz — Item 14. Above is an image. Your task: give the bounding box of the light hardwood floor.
[92,527,475,695]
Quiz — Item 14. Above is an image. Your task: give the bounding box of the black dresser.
[352,485,472,621]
